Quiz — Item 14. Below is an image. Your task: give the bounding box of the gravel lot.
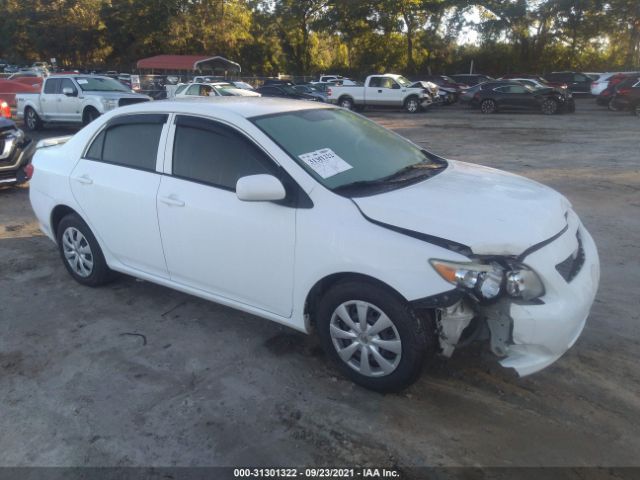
[1,99,639,470]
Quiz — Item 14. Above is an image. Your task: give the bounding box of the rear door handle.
[378,89,382,93]
[74,174,93,185]
[159,195,185,207]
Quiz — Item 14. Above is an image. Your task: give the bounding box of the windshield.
[252,108,446,192]
[396,76,412,87]
[75,77,130,92]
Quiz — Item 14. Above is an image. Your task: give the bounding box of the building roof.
[136,55,241,72]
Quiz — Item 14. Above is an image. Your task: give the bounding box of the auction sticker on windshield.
[299,148,352,179]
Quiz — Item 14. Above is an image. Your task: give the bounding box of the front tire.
[82,107,100,126]
[24,107,42,131]
[316,281,434,392]
[56,213,114,287]
[404,96,420,113]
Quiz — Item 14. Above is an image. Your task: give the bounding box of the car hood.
[352,160,569,256]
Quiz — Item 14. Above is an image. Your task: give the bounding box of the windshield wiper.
[333,162,446,193]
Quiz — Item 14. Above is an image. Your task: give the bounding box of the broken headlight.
[430,260,504,301]
[505,266,545,301]
[430,260,545,302]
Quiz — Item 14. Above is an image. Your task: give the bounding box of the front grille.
[118,98,150,107]
[556,232,585,282]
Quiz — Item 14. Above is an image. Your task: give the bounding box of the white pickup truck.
[16,75,151,131]
[327,74,431,113]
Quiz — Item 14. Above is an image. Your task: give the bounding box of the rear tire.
[633,104,639,116]
[24,107,42,131]
[56,213,115,287]
[338,97,354,110]
[608,98,619,112]
[316,281,434,392]
[480,99,496,114]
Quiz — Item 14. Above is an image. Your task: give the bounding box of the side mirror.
[392,83,401,89]
[62,87,76,96]
[236,174,286,202]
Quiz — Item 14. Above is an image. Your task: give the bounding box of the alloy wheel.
[26,110,36,129]
[406,99,419,113]
[329,300,402,377]
[541,99,558,115]
[480,100,495,114]
[62,227,94,278]
[340,98,353,109]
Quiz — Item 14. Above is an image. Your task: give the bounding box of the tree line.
[1,0,639,77]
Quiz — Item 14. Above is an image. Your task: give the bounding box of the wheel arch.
[304,272,409,328]
[337,94,354,105]
[50,204,80,239]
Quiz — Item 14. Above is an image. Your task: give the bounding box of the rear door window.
[44,78,61,94]
[85,114,167,171]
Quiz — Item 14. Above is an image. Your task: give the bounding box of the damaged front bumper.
[497,217,599,376]
[425,210,600,376]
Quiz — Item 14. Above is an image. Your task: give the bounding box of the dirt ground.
[0,99,639,470]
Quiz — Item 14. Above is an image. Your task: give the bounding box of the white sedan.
[173,82,260,98]
[29,98,599,391]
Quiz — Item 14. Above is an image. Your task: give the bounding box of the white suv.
[29,98,599,391]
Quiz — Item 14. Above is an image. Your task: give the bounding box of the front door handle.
[159,195,185,207]
[74,174,93,185]
[378,89,382,93]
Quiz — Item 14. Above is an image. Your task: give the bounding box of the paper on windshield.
[298,148,352,179]
[76,79,88,84]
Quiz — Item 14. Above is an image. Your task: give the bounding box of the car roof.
[114,97,334,119]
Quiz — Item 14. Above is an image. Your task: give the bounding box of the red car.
[596,73,640,106]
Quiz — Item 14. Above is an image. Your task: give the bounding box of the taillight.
[0,101,10,118]
[327,87,332,96]
[618,88,631,95]
[24,163,34,181]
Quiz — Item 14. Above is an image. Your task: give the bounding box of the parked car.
[230,81,255,91]
[507,78,557,90]
[596,73,640,106]
[417,75,468,103]
[544,72,592,94]
[28,98,600,391]
[590,73,619,95]
[173,82,260,98]
[472,82,575,114]
[8,70,44,80]
[317,74,344,83]
[16,75,151,130]
[0,117,34,186]
[327,74,431,113]
[409,81,449,104]
[608,77,640,114]
[255,84,319,101]
[293,84,327,102]
[3,65,19,74]
[500,74,567,90]
[449,74,494,86]
[459,81,513,105]
[0,77,41,108]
